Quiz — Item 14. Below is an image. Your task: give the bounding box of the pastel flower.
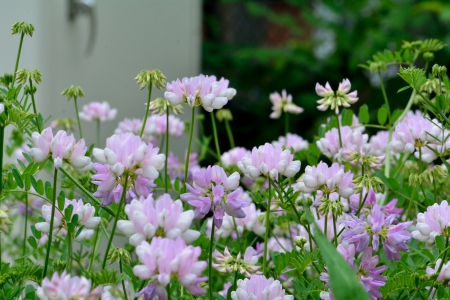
[114,118,157,145]
[230,274,294,300]
[28,127,92,171]
[221,147,251,168]
[133,237,207,296]
[412,200,450,243]
[36,271,100,300]
[145,114,185,138]
[272,133,309,152]
[269,89,303,119]
[426,258,450,281]
[166,151,200,182]
[216,202,265,239]
[79,101,117,122]
[117,193,199,246]
[316,126,365,160]
[181,165,248,228]
[237,143,301,180]
[337,243,356,269]
[369,130,389,157]
[219,282,232,298]
[213,246,261,277]
[92,132,165,206]
[164,75,236,111]
[316,79,358,113]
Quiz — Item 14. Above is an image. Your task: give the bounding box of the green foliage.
[83,269,127,288]
[0,263,43,286]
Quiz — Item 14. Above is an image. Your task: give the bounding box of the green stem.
[139,81,153,137]
[336,113,343,148]
[73,97,83,139]
[182,107,196,194]
[88,220,102,272]
[356,191,369,217]
[12,33,24,87]
[28,79,41,133]
[332,212,337,247]
[381,128,394,206]
[166,283,171,300]
[263,180,272,276]
[208,219,215,300]
[427,237,449,298]
[284,112,289,135]
[96,120,100,147]
[165,109,169,193]
[102,175,129,269]
[404,186,416,219]
[120,258,129,300]
[43,168,58,278]
[23,194,28,258]
[224,119,235,148]
[67,233,72,273]
[377,71,391,120]
[233,270,238,291]
[210,112,221,164]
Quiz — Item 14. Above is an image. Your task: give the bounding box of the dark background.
[201,0,450,153]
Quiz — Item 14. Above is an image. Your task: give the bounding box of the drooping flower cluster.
[92,132,165,206]
[237,143,301,180]
[181,165,248,228]
[316,79,358,113]
[36,272,101,300]
[269,89,303,119]
[29,127,92,171]
[165,74,236,111]
[272,133,309,152]
[35,198,101,241]
[230,274,294,300]
[78,101,117,122]
[213,246,261,277]
[133,237,207,296]
[412,200,450,243]
[117,193,199,246]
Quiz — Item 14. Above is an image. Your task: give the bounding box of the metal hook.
[68,0,97,55]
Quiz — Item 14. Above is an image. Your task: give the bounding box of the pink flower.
[79,101,117,122]
[216,202,265,239]
[219,282,232,298]
[272,133,309,152]
[316,79,358,113]
[213,246,261,277]
[117,193,199,246]
[369,130,389,156]
[114,118,157,145]
[412,200,450,243]
[145,114,185,138]
[237,143,300,180]
[92,132,165,206]
[230,274,294,300]
[269,89,303,119]
[37,271,99,300]
[164,74,236,111]
[133,237,207,296]
[180,165,248,228]
[221,147,251,168]
[316,126,365,160]
[166,151,200,182]
[426,259,450,282]
[29,127,92,171]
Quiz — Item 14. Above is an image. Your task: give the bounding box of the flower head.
[166,152,200,182]
[269,90,303,119]
[148,98,183,115]
[316,79,358,113]
[145,114,185,138]
[316,126,366,160]
[11,22,35,36]
[79,101,117,122]
[36,271,100,300]
[0,208,12,233]
[135,69,167,90]
[117,193,199,246]
[230,274,294,300]
[412,200,450,243]
[221,147,251,169]
[213,246,261,277]
[216,202,265,239]
[272,133,309,152]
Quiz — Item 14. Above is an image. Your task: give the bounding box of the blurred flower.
[145,114,185,138]
[412,200,450,243]
[117,193,199,246]
[79,101,117,122]
[369,130,389,157]
[316,126,366,160]
[269,89,303,119]
[221,147,251,168]
[272,133,309,152]
[148,97,183,115]
[316,79,358,113]
[219,282,232,298]
[0,208,12,233]
[213,246,261,277]
[166,152,200,182]
[216,202,265,239]
[36,271,100,300]
[230,274,293,300]
[426,258,450,282]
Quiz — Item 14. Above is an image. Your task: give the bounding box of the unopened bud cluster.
[432,64,447,78]
[135,69,166,90]
[148,97,183,115]
[11,22,35,36]
[61,85,85,101]
[15,69,42,85]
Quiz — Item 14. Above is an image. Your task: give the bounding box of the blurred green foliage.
[202,0,450,151]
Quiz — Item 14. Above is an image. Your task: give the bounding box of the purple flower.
[412,200,450,243]
[269,89,303,119]
[221,147,251,168]
[216,202,265,239]
[230,274,293,300]
[181,165,247,228]
[272,133,309,152]
[79,101,117,122]
[145,114,185,138]
[316,126,366,160]
[166,152,200,182]
[369,130,389,157]
[337,243,356,269]
[316,79,358,113]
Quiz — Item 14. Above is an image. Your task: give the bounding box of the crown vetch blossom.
[412,200,450,243]
[166,151,200,182]
[269,89,303,119]
[316,126,366,160]
[28,127,92,171]
[213,246,261,277]
[221,147,251,168]
[230,274,294,300]
[146,114,185,138]
[180,165,248,228]
[316,79,358,113]
[369,130,389,157]
[79,101,117,122]
[272,133,309,152]
[216,202,265,239]
[237,143,301,180]
[114,118,157,145]
[164,75,236,111]
[36,271,101,300]
[133,237,207,296]
[426,258,450,282]
[117,193,199,246]
[92,132,165,206]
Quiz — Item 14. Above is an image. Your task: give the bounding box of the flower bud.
[423,52,434,62]
[15,69,42,85]
[135,69,166,90]
[216,109,233,122]
[432,64,447,78]
[1,74,13,87]
[11,22,35,37]
[61,85,85,101]
[24,85,37,95]
[107,248,131,265]
[52,260,67,273]
[295,236,307,249]
[353,175,384,193]
[148,97,183,115]
[0,208,12,233]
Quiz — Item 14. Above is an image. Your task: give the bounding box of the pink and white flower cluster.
[29,127,92,171]
[272,133,309,152]
[213,246,261,277]
[412,200,450,243]
[269,89,303,119]
[230,274,293,300]
[79,101,117,122]
[37,272,101,300]
[145,114,185,138]
[118,193,199,246]
[316,79,358,113]
[221,147,251,168]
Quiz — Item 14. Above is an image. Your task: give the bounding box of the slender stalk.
[165,109,169,193]
[356,191,369,216]
[427,237,449,298]
[284,112,289,135]
[23,194,28,257]
[73,96,83,139]
[12,33,25,87]
[324,213,328,239]
[67,233,73,273]
[263,180,272,276]
[182,107,196,193]
[224,119,235,148]
[120,258,129,300]
[335,113,343,148]
[96,120,100,147]
[332,212,338,247]
[139,81,153,137]
[88,222,102,272]
[377,71,391,120]
[166,284,171,300]
[208,219,216,300]
[28,79,41,133]
[43,168,58,277]
[233,270,238,291]
[102,175,129,269]
[404,186,416,219]
[210,112,221,164]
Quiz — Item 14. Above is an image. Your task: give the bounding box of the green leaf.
[377,106,388,125]
[7,88,15,100]
[313,219,370,300]
[36,179,44,195]
[23,173,31,191]
[397,86,411,93]
[12,169,24,189]
[358,105,370,124]
[31,225,41,239]
[27,237,37,250]
[436,235,445,251]
[64,205,74,222]
[174,177,180,192]
[386,178,400,190]
[342,109,354,126]
[45,181,53,200]
[390,109,403,125]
